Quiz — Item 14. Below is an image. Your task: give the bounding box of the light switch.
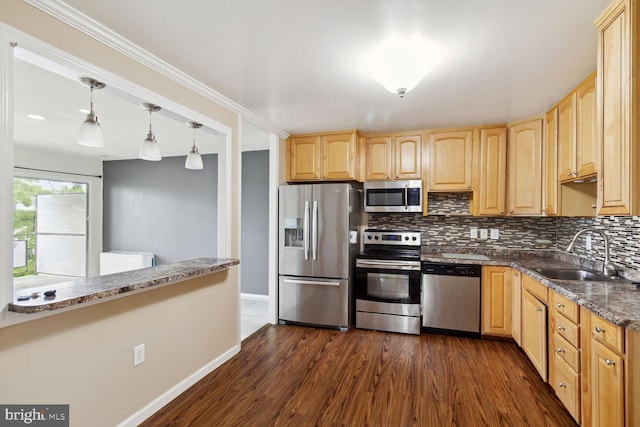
[470,228,478,239]
[490,229,499,240]
[479,229,488,239]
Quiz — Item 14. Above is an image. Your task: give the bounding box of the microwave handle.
[404,185,408,210]
[303,201,310,260]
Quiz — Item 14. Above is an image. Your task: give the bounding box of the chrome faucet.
[566,228,617,277]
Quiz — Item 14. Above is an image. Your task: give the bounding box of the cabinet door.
[576,74,597,178]
[543,109,558,216]
[511,269,522,346]
[481,266,512,337]
[364,137,392,181]
[522,289,547,381]
[477,128,507,215]
[597,2,632,215]
[289,136,321,181]
[557,93,577,182]
[322,133,357,180]
[394,134,422,179]
[591,340,624,427]
[507,119,543,215]
[427,130,473,191]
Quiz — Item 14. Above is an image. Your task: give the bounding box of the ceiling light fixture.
[139,103,162,161]
[77,77,106,147]
[185,121,204,170]
[366,34,444,98]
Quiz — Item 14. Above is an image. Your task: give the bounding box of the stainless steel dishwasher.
[421,262,481,338]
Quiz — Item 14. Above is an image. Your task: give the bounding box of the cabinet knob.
[536,307,543,312]
[467,185,471,189]
[500,210,504,214]
[557,347,565,353]
[573,171,578,176]
[567,172,572,177]
[558,382,567,388]
[605,359,616,366]
[595,326,604,333]
[556,303,565,308]
[509,210,514,214]
[557,325,565,331]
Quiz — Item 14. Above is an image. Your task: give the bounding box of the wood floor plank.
[141,325,578,427]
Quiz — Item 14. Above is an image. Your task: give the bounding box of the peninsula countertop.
[9,257,239,314]
[421,248,640,331]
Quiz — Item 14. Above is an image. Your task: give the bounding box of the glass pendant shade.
[139,131,162,161]
[185,144,203,170]
[77,112,105,147]
[77,77,106,147]
[139,103,162,161]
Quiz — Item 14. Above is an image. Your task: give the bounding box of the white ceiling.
[15,0,611,160]
[58,0,610,135]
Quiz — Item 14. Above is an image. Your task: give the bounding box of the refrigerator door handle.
[283,278,340,287]
[312,200,318,260]
[303,200,310,260]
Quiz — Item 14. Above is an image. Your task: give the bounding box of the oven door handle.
[356,259,421,271]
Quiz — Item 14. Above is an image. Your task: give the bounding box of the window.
[13,177,88,291]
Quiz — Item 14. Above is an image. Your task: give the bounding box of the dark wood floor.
[142,325,578,427]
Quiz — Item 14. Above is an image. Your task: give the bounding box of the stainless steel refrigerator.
[278,183,360,331]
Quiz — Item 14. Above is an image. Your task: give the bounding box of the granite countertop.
[421,247,640,330]
[9,257,239,314]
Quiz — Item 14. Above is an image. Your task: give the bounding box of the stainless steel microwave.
[363,180,423,213]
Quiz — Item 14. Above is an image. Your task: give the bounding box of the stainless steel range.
[355,229,422,335]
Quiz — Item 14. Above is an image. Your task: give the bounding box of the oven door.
[355,259,421,304]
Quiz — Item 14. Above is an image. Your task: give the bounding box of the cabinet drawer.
[555,312,580,347]
[591,314,624,354]
[553,333,580,372]
[553,353,581,423]
[522,274,548,303]
[551,292,579,323]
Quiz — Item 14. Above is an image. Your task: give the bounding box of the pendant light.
[185,121,204,170]
[77,77,106,147]
[139,103,162,161]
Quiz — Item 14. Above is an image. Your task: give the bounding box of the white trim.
[240,292,269,301]
[0,25,15,310]
[25,0,289,140]
[116,344,240,427]
[268,133,279,324]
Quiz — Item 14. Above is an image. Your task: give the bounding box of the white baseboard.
[117,344,241,427]
[241,292,269,301]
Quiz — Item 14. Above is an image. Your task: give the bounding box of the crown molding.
[24,0,289,139]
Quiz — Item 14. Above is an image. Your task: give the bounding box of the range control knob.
[374,235,379,240]
[367,235,373,240]
[404,236,409,241]
[412,236,417,241]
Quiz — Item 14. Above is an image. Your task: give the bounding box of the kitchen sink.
[532,267,615,282]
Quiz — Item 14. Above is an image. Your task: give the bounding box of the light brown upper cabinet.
[557,72,597,184]
[475,127,507,215]
[575,74,597,178]
[287,131,359,182]
[426,129,473,191]
[557,93,577,183]
[596,0,640,215]
[362,134,422,181]
[543,108,558,216]
[507,118,543,215]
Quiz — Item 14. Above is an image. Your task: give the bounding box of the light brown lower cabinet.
[521,289,548,381]
[481,266,512,337]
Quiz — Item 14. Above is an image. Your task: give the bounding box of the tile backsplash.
[368,213,557,250]
[368,213,640,272]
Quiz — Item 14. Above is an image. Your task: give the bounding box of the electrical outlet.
[133,343,145,367]
[479,229,488,239]
[470,228,478,239]
[586,234,592,250]
[490,229,499,240]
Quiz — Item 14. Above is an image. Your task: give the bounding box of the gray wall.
[103,155,218,265]
[241,150,269,295]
